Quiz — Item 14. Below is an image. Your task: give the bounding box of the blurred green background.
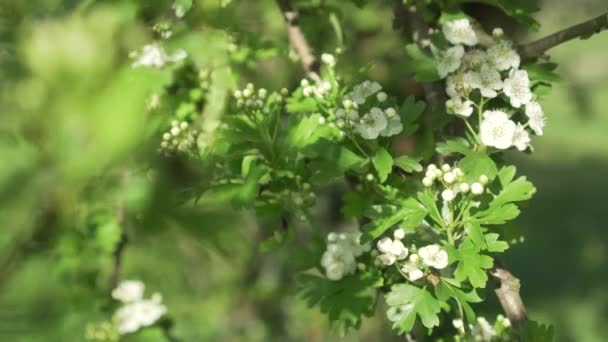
[0,0,607,341]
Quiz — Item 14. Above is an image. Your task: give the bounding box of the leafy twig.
[519,13,608,59]
[275,0,321,81]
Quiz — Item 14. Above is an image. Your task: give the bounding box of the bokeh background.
[0,0,606,341]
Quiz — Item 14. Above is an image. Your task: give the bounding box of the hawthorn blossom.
[345,80,382,105]
[446,96,474,117]
[461,49,487,70]
[321,231,368,281]
[475,64,503,98]
[377,237,408,266]
[418,244,448,269]
[115,299,167,334]
[379,108,403,137]
[132,44,187,68]
[446,73,470,97]
[487,40,520,71]
[436,45,465,78]
[356,107,388,139]
[401,254,424,281]
[442,19,479,46]
[512,123,531,151]
[321,53,336,67]
[112,280,145,303]
[503,70,533,108]
[525,101,546,136]
[480,110,516,149]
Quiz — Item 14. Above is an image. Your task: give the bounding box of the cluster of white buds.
[159,120,199,156]
[130,44,187,69]
[422,163,488,201]
[333,80,402,140]
[320,231,369,281]
[454,314,512,340]
[376,228,409,266]
[234,83,270,111]
[301,78,333,99]
[437,18,546,152]
[111,280,167,335]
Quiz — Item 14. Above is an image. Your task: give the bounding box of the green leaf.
[372,147,393,183]
[393,156,423,173]
[526,320,555,342]
[523,62,562,83]
[435,281,482,322]
[361,198,426,243]
[386,284,442,332]
[464,221,486,249]
[436,137,471,155]
[417,191,442,227]
[96,219,122,254]
[260,226,294,253]
[490,176,536,209]
[497,165,517,187]
[458,152,498,183]
[473,203,520,225]
[404,44,440,82]
[341,191,371,219]
[286,96,319,113]
[399,96,426,136]
[484,233,509,252]
[298,274,377,336]
[453,239,494,288]
[285,114,325,151]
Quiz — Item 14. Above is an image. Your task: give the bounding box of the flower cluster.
[375,229,449,281]
[453,314,512,340]
[422,163,488,202]
[321,231,369,281]
[438,18,546,151]
[130,44,187,68]
[333,81,402,140]
[111,280,167,335]
[159,120,199,156]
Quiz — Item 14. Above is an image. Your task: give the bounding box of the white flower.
[461,49,487,70]
[345,80,382,105]
[503,70,532,108]
[453,318,465,334]
[418,244,449,269]
[357,107,388,139]
[401,255,424,281]
[459,183,470,193]
[471,182,484,195]
[378,253,397,266]
[390,240,409,260]
[492,27,504,38]
[480,110,516,149]
[446,73,470,97]
[376,237,408,266]
[422,177,434,187]
[446,96,474,117]
[321,231,368,280]
[437,45,465,78]
[512,123,531,151]
[442,19,479,46]
[472,317,496,341]
[325,262,346,280]
[525,101,545,136]
[441,189,456,202]
[443,172,456,184]
[487,40,520,71]
[376,92,388,102]
[321,53,336,67]
[377,237,393,254]
[476,64,503,98]
[394,228,406,240]
[114,298,167,334]
[379,109,403,137]
[112,280,145,303]
[132,44,186,68]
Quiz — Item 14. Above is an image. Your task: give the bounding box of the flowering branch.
[519,13,608,59]
[275,0,321,82]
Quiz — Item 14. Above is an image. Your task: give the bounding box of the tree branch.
[275,0,321,82]
[489,260,527,330]
[519,13,608,59]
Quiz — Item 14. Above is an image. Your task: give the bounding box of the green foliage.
[448,239,494,288]
[386,284,442,332]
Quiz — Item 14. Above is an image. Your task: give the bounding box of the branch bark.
[490,260,527,330]
[519,13,608,59]
[275,0,321,82]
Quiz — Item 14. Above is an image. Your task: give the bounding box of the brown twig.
[275,0,321,82]
[519,13,608,59]
[489,260,527,330]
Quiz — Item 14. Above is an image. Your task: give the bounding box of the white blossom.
[376,92,388,102]
[115,300,167,334]
[376,237,408,266]
[461,49,487,70]
[446,96,474,117]
[471,182,484,195]
[453,318,466,335]
[525,101,545,136]
[345,80,382,105]
[442,189,456,202]
[437,45,465,78]
[503,70,532,108]
[112,280,145,303]
[487,40,520,71]
[475,64,503,98]
[379,108,403,137]
[321,53,336,67]
[132,44,187,68]
[356,107,388,139]
[401,254,424,281]
[480,110,516,149]
[442,19,479,46]
[472,317,496,341]
[418,244,449,269]
[321,231,368,280]
[446,73,470,97]
[459,182,470,193]
[422,177,434,187]
[512,123,531,151]
[394,228,406,240]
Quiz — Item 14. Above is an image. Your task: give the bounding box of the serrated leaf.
[386,284,442,332]
[362,198,426,243]
[465,221,486,249]
[436,137,471,155]
[435,281,482,322]
[286,96,319,113]
[459,152,498,183]
[523,62,562,83]
[372,147,393,183]
[497,165,517,187]
[473,203,520,225]
[341,191,371,219]
[484,233,509,252]
[404,44,441,82]
[297,274,377,336]
[453,239,494,288]
[393,156,423,173]
[490,176,536,208]
[417,191,442,226]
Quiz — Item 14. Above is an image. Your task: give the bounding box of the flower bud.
[233,90,242,99]
[393,228,405,240]
[441,189,456,201]
[441,164,451,172]
[342,99,353,110]
[376,92,388,102]
[258,88,267,99]
[459,183,470,193]
[366,173,374,182]
[443,172,456,184]
[479,174,489,185]
[422,177,433,187]
[471,182,484,195]
[300,79,309,87]
[492,27,504,38]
